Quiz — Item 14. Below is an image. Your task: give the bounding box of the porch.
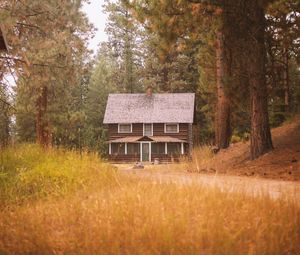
[108,136,188,163]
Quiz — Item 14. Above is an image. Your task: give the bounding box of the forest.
[0,0,299,159]
[0,1,300,254]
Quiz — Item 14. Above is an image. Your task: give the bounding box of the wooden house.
[103,88,195,163]
[0,26,8,51]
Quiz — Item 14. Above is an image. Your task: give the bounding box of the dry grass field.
[1,145,300,254]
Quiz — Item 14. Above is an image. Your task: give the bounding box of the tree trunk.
[161,55,170,92]
[215,31,231,149]
[283,46,289,112]
[36,86,51,147]
[247,2,273,159]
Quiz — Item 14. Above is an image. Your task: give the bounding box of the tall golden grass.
[0,144,117,205]
[0,145,299,254]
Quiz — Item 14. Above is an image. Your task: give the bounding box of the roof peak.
[104,93,195,124]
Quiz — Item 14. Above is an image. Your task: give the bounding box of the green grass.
[0,144,117,205]
[0,144,299,254]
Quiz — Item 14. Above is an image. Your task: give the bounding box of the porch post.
[109,143,111,155]
[165,142,168,154]
[140,142,142,162]
[125,143,127,155]
[181,142,184,155]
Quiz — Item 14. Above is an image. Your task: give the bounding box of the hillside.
[199,118,300,181]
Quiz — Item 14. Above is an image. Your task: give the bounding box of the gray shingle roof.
[103,93,195,124]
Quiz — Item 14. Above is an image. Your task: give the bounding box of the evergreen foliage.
[0,0,299,159]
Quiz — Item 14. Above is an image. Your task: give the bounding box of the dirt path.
[115,119,300,201]
[119,168,300,201]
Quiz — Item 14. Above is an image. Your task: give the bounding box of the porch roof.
[108,136,187,143]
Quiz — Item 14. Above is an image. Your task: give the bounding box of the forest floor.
[207,117,300,181]
[117,117,300,182]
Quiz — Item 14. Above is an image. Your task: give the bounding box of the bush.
[0,144,117,205]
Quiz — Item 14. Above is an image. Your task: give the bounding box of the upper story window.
[164,123,179,133]
[143,123,153,136]
[118,123,132,133]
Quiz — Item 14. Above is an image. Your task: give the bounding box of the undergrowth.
[0,144,117,206]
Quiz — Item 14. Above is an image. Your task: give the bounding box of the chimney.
[146,86,153,96]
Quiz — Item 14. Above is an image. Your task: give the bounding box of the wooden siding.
[151,154,187,163]
[108,123,189,141]
[153,123,188,140]
[108,123,143,140]
[109,154,140,163]
[107,123,190,163]
[108,153,185,163]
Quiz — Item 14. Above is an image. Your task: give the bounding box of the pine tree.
[266,0,300,124]
[104,0,144,93]
[84,43,119,155]
[0,0,93,147]
[125,0,275,158]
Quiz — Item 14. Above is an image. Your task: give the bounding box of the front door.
[141,142,150,162]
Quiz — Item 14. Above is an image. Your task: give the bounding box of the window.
[111,143,125,155]
[143,123,153,136]
[168,143,181,154]
[164,123,179,133]
[118,124,132,133]
[127,143,140,155]
[152,143,165,154]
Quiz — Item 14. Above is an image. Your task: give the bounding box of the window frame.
[110,143,126,155]
[118,123,133,133]
[164,123,179,134]
[151,142,166,155]
[143,123,153,136]
[127,143,140,155]
[167,142,181,155]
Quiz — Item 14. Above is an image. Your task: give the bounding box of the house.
[103,88,195,163]
[0,26,8,51]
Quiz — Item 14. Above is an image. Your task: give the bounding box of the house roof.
[103,93,195,124]
[107,136,188,143]
[0,26,8,51]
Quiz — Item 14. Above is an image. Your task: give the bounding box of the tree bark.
[283,46,289,112]
[36,86,51,147]
[247,2,273,159]
[215,31,231,149]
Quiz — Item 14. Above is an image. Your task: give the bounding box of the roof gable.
[103,93,195,124]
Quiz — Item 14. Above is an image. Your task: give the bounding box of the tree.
[266,0,300,124]
[0,85,11,147]
[84,43,119,155]
[104,0,144,93]
[0,0,93,147]
[125,0,275,158]
[245,1,273,159]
